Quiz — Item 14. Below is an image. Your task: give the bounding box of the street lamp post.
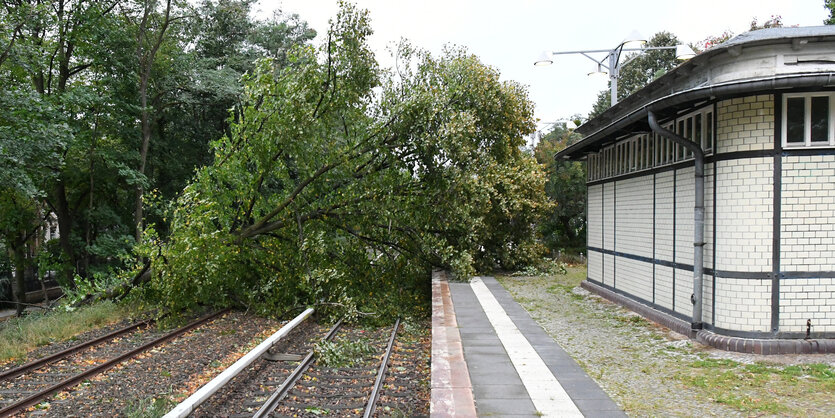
[535,38,696,106]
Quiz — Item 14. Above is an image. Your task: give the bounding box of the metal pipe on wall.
[647,111,705,330]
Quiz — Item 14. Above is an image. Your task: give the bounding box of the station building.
[556,26,835,353]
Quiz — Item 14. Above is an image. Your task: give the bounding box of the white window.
[783,92,835,147]
[587,105,714,181]
[675,107,714,156]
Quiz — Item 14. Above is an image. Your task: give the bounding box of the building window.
[587,104,713,182]
[782,92,835,147]
[675,106,713,155]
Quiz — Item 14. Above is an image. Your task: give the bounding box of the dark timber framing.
[771,93,783,334]
[712,102,718,327]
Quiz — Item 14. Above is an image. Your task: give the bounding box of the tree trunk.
[12,241,26,316]
[53,180,75,286]
[135,77,151,243]
[85,127,96,275]
[134,0,173,243]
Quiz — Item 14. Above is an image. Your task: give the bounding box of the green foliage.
[315,336,375,368]
[589,32,681,119]
[0,300,134,362]
[827,1,835,25]
[749,15,783,31]
[123,393,177,418]
[534,123,586,254]
[0,0,315,296]
[148,3,547,319]
[511,258,567,276]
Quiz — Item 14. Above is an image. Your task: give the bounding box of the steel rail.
[0,309,230,417]
[253,319,343,418]
[363,318,400,418]
[0,319,154,382]
[163,308,315,418]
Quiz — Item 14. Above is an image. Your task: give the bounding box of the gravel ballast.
[498,268,835,417]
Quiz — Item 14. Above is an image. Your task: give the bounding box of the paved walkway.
[433,274,624,417]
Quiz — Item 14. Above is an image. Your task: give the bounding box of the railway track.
[171,312,402,418]
[259,318,400,417]
[0,309,228,417]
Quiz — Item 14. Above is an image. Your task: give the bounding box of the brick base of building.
[581,280,835,354]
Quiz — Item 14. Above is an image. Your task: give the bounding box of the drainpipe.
[647,111,705,331]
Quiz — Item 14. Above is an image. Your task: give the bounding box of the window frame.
[782,92,835,148]
[586,104,715,182]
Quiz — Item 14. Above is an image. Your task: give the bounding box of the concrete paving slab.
[445,275,625,417]
[471,384,531,399]
[474,398,537,415]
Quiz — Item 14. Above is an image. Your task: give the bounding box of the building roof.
[557,26,835,160]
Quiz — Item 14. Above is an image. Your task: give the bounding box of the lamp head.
[587,63,608,79]
[534,51,553,66]
[675,44,697,60]
[622,30,647,49]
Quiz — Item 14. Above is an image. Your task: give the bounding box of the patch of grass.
[545,283,586,301]
[0,301,137,363]
[123,395,176,418]
[676,358,835,415]
[315,337,375,368]
[561,265,587,287]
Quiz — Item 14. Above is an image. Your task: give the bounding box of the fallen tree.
[137,2,550,319]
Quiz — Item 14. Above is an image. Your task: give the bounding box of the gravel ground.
[497,268,835,417]
[190,319,329,416]
[374,319,431,417]
[35,310,280,417]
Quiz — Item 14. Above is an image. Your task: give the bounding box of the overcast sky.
[258,0,828,132]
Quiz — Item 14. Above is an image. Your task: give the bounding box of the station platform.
[431,272,624,417]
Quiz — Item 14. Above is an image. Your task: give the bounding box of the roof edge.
[555,73,835,160]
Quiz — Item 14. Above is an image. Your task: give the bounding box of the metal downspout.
[647,111,705,330]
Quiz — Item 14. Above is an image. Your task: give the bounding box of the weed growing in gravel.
[123,395,176,418]
[0,301,136,363]
[546,283,585,301]
[315,337,375,368]
[675,357,835,415]
[401,319,423,336]
[305,406,331,415]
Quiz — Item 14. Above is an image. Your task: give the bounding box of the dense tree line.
[2,2,549,318]
[0,0,315,313]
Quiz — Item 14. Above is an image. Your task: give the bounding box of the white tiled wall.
[780,279,835,333]
[716,95,774,153]
[603,183,615,287]
[781,155,835,272]
[714,278,772,332]
[714,157,773,272]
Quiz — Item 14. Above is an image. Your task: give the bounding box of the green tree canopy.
[147,3,548,318]
[534,121,586,255]
[588,31,681,119]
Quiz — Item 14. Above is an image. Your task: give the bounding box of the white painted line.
[164,308,315,418]
[470,277,583,417]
